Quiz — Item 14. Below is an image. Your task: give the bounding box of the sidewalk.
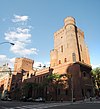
[47,97,100,104]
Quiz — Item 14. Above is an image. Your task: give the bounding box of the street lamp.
[0,42,15,45]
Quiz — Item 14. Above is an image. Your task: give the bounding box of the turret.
[64,16,76,26]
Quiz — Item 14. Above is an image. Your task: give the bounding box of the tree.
[91,67,100,89]
[22,82,38,98]
[45,73,68,101]
[91,67,100,96]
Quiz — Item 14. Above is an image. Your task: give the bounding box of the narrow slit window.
[80,45,82,51]
[59,60,61,64]
[61,45,63,52]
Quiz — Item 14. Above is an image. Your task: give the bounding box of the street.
[48,103,100,109]
[0,100,100,109]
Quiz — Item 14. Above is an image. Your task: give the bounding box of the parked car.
[27,97,34,102]
[34,97,45,102]
[20,96,27,102]
[1,97,12,101]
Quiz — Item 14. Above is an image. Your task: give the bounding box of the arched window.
[83,71,86,77]
[27,73,29,78]
[72,52,76,62]
[30,74,33,77]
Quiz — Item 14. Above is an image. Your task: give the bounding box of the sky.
[0,0,100,69]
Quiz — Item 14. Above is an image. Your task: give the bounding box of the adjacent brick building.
[0,64,12,99]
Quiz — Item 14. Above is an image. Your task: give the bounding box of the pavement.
[0,98,100,109]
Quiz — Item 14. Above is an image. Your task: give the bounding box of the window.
[38,77,39,83]
[59,60,61,64]
[35,78,36,83]
[43,75,45,79]
[83,71,86,77]
[58,88,60,95]
[82,89,84,96]
[46,74,48,77]
[30,74,33,77]
[82,60,84,63]
[11,87,15,91]
[61,45,63,52]
[80,45,82,51]
[40,76,42,82]
[65,89,68,95]
[27,73,29,78]
[8,81,10,84]
[64,58,67,62]
[72,52,76,62]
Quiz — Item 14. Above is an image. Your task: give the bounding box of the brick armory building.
[50,16,94,100]
[10,16,94,101]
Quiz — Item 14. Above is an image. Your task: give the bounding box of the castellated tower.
[50,17,93,100]
[50,16,90,67]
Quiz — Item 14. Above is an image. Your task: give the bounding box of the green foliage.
[46,73,68,89]
[92,67,100,75]
[22,82,38,98]
[45,73,68,100]
[47,73,61,81]
[23,82,38,91]
[91,67,100,89]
